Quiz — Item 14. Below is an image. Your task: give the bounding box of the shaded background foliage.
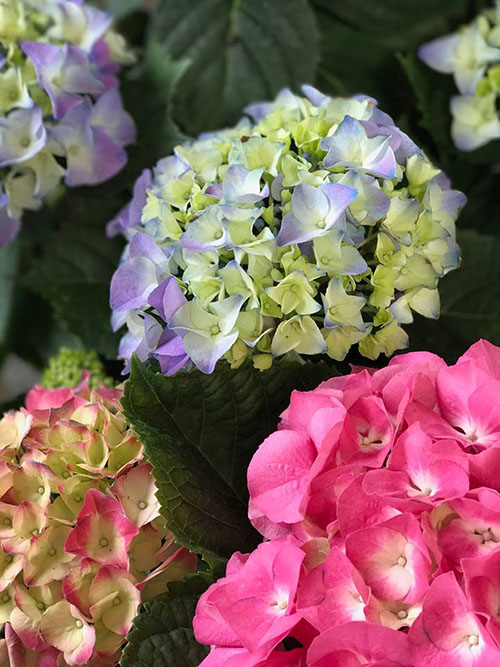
[1,1,500,663]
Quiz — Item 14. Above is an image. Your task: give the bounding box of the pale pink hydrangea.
[195,339,500,665]
[0,375,196,665]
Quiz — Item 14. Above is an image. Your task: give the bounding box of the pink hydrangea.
[0,377,196,665]
[195,339,500,665]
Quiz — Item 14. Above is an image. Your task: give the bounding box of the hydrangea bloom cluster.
[0,376,196,665]
[42,347,112,390]
[419,2,500,151]
[194,339,500,666]
[0,0,136,247]
[108,86,466,376]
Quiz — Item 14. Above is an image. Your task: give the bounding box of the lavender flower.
[0,0,136,246]
[109,86,466,374]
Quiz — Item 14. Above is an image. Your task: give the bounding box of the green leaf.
[122,357,332,560]
[398,52,456,161]
[0,241,19,350]
[150,0,320,135]
[24,217,123,358]
[100,0,142,19]
[313,0,466,46]
[311,0,467,119]
[407,230,500,362]
[121,573,213,667]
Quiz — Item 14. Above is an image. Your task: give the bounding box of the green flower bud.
[42,348,112,390]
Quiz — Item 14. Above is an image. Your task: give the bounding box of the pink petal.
[248,430,316,524]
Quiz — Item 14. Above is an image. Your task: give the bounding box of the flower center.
[397,556,407,567]
[113,596,121,606]
[482,528,494,543]
[397,610,408,619]
[37,486,45,495]
[75,619,83,629]
[19,136,30,148]
[48,547,57,557]
[36,601,45,611]
[316,220,326,229]
[138,501,147,510]
[468,634,479,646]
[99,538,109,548]
[467,429,478,443]
[210,325,221,336]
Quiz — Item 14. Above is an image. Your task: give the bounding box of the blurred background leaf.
[149,0,320,135]
[407,230,500,362]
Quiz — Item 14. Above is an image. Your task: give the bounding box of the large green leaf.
[313,0,466,46]
[122,357,332,560]
[150,0,320,135]
[312,0,467,113]
[121,574,213,667]
[408,230,500,362]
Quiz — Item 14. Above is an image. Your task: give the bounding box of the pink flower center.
[474,527,497,544]
[270,590,289,615]
[396,556,407,567]
[467,429,478,443]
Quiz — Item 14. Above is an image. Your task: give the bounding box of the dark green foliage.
[122,355,332,560]
[120,573,214,667]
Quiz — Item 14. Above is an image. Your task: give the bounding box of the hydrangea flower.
[108,86,465,375]
[42,347,112,390]
[419,1,500,150]
[0,0,136,247]
[0,376,196,665]
[194,339,500,665]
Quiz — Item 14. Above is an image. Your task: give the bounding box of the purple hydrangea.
[0,0,136,247]
[108,86,466,375]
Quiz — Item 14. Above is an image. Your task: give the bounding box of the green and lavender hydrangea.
[419,1,500,151]
[109,86,466,375]
[0,0,136,247]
